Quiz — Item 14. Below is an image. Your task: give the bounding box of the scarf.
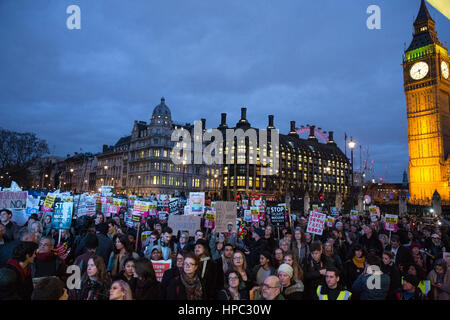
[36,252,55,262]
[353,256,366,269]
[200,256,210,278]
[180,272,203,300]
[7,258,30,281]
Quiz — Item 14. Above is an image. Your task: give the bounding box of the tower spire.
[415,0,433,24]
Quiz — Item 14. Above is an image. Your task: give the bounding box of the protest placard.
[189,192,205,214]
[41,193,56,212]
[168,214,201,235]
[169,199,179,214]
[26,195,40,216]
[269,206,285,227]
[149,201,157,216]
[51,200,73,230]
[244,209,251,222]
[306,211,326,235]
[250,206,260,223]
[151,260,172,282]
[101,186,114,196]
[204,211,215,229]
[350,209,359,221]
[0,191,27,209]
[133,200,150,218]
[326,216,335,228]
[214,201,237,233]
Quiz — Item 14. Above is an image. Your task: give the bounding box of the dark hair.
[83,255,109,285]
[391,234,400,242]
[183,252,199,266]
[366,253,381,268]
[122,257,136,269]
[162,227,173,234]
[382,251,394,260]
[0,209,12,216]
[225,269,242,285]
[114,235,134,254]
[326,267,340,278]
[85,233,99,250]
[31,277,65,300]
[12,241,38,262]
[134,258,156,282]
[310,241,322,253]
[224,243,234,250]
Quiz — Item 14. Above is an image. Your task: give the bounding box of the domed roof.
[152,97,171,120]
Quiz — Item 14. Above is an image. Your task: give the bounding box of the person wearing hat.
[247,227,267,270]
[278,263,304,300]
[251,251,276,286]
[429,233,445,264]
[402,263,430,297]
[396,274,425,300]
[194,238,221,299]
[150,245,163,261]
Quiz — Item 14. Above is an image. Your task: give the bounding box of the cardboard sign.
[168,214,201,235]
[26,195,40,216]
[242,200,249,210]
[306,211,326,235]
[214,201,237,233]
[350,209,358,221]
[151,260,172,282]
[101,186,114,196]
[312,204,319,211]
[158,211,168,223]
[0,191,28,209]
[384,222,398,232]
[149,201,157,216]
[204,211,215,229]
[384,214,398,224]
[330,207,339,216]
[189,192,205,214]
[133,201,150,218]
[269,206,286,227]
[51,200,73,230]
[125,208,134,227]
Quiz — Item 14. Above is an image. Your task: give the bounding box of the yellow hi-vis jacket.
[316,285,352,300]
[401,277,431,295]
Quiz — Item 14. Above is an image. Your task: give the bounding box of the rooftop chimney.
[327,131,335,144]
[308,125,317,141]
[289,121,297,136]
[241,107,247,121]
[219,113,228,129]
[267,115,275,129]
[201,118,206,131]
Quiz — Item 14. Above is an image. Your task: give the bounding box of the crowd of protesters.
[0,201,449,301]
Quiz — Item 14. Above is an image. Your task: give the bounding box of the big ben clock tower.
[403,0,450,204]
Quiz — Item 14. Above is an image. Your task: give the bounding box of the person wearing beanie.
[278,263,304,300]
[396,274,425,300]
[251,251,276,286]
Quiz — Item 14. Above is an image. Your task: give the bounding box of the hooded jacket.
[282,279,304,300]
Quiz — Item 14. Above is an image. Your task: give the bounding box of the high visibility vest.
[316,285,352,300]
[401,277,430,295]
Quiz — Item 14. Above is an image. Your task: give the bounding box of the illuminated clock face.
[442,61,449,79]
[410,61,429,80]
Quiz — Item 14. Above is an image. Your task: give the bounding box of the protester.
[316,267,352,300]
[278,263,304,300]
[111,257,135,282]
[107,235,139,277]
[3,241,38,300]
[167,252,206,300]
[427,259,450,300]
[73,233,98,275]
[129,258,160,300]
[70,255,110,300]
[161,252,184,298]
[216,243,234,274]
[229,249,252,291]
[304,242,333,299]
[396,274,425,300]
[30,236,66,280]
[109,280,133,300]
[283,251,304,281]
[95,222,114,265]
[342,244,365,290]
[351,254,390,300]
[31,277,68,300]
[381,251,402,300]
[291,227,309,268]
[254,275,284,300]
[218,269,249,300]
[0,268,21,300]
[0,209,19,242]
[194,238,221,298]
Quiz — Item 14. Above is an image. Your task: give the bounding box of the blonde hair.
[112,280,133,300]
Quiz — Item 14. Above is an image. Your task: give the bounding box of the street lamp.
[348,137,356,188]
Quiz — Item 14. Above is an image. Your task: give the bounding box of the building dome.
[152,97,172,121]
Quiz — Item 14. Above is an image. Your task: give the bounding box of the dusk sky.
[1,0,449,183]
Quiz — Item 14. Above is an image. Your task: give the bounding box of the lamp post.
[348,137,356,209]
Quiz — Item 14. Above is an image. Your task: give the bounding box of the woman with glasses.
[167,252,206,300]
[218,270,249,300]
[228,249,253,291]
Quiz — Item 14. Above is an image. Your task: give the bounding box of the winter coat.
[5,258,33,300]
[342,259,364,290]
[70,277,110,300]
[381,263,402,300]
[161,267,181,299]
[198,257,222,299]
[358,234,383,256]
[246,238,267,270]
[396,288,425,300]
[30,253,66,281]
[427,267,450,300]
[95,233,114,266]
[131,277,161,300]
[2,221,19,243]
[291,242,309,268]
[304,254,334,299]
[167,275,207,300]
[282,279,304,300]
[218,287,249,300]
[351,271,390,300]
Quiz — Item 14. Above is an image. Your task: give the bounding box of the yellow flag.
[426,0,450,19]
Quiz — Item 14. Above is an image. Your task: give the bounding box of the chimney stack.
[308,125,318,141]
[241,107,247,121]
[328,131,335,143]
[289,121,297,136]
[268,115,274,128]
[201,118,206,131]
[221,113,227,126]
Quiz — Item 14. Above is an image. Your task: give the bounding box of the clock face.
[442,61,449,79]
[410,61,429,80]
